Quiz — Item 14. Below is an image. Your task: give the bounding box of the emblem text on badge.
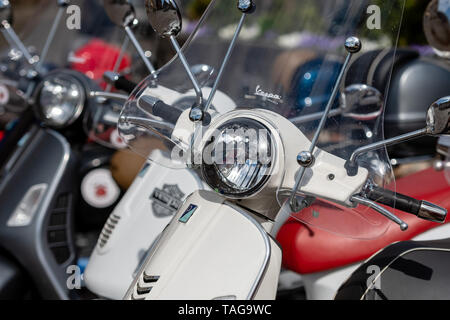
[151,184,185,217]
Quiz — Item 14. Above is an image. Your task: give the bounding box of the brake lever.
[351,195,409,231]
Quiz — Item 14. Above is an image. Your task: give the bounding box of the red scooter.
[276,46,450,299]
[278,165,450,299]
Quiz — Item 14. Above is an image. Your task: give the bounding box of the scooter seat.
[277,168,450,274]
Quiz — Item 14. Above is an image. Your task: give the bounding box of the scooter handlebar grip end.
[418,201,447,224]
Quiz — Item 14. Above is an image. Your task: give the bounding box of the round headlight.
[201,118,274,198]
[37,74,85,128]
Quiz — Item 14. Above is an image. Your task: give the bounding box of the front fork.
[124,190,282,300]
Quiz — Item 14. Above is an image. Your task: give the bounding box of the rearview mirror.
[340,84,383,121]
[427,96,450,135]
[102,0,136,27]
[145,0,182,38]
[0,0,12,25]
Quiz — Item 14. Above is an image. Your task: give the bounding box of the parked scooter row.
[2,0,450,300]
[0,0,169,299]
[84,0,450,300]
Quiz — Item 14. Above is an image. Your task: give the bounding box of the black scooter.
[0,1,130,299]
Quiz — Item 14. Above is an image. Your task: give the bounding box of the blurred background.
[0,0,432,52]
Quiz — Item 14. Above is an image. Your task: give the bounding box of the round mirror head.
[145,0,182,38]
[340,84,384,121]
[102,0,136,27]
[424,0,450,55]
[427,96,450,135]
[0,0,12,25]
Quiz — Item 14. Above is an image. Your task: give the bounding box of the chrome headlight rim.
[200,117,275,199]
[34,72,86,129]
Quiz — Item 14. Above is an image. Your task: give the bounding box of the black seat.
[335,238,450,300]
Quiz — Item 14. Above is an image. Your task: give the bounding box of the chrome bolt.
[189,107,204,122]
[297,151,314,167]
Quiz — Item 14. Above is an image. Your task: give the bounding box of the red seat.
[277,168,450,274]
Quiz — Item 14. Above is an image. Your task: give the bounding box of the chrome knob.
[418,201,447,223]
[345,36,362,54]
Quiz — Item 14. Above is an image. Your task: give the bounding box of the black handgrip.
[152,101,183,124]
[139,95,183,125]
[367,187,421,215]
[366,186,447,223]
[103,71,137,94]
[114,76,137,94]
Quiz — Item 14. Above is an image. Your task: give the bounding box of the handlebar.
[365,186,447,223]
[103,71,137,94]
[138,95,183,125]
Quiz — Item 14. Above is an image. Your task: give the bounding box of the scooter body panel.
[84,150,206,299]
[300,222,450,300]
[335,238,450,300]
[0,127,77,299]
[124,190,282,300]
[85,87,237,299]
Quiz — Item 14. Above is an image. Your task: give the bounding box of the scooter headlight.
[201,118,273,198]
[36,74,85,128]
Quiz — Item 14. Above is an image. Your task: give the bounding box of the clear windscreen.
[0,0,56,117]
[446,154,450,185]
[0,0,205,148]
[77,0,208,149]
[119,0,405,238]
[438,136,450,185]
[0,0,137,143]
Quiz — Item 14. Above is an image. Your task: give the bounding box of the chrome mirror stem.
[169,35,204,112]
[124,23,156,76]
[345,128,428,176]
[36,0,69,72]
[346,96,450,175]
[105,35,130,92]
[1,21,35,66]
[203,12,247,113]
[289,37,361,212]
[0,26,15,48]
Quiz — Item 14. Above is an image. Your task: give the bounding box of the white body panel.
[124,191,282,300]
[84,150,205,300]
[85,87,236,300]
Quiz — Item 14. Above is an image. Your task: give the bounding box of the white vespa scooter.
[115,0,448,300]
[84,0,236,300]
[84,0,387,300]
